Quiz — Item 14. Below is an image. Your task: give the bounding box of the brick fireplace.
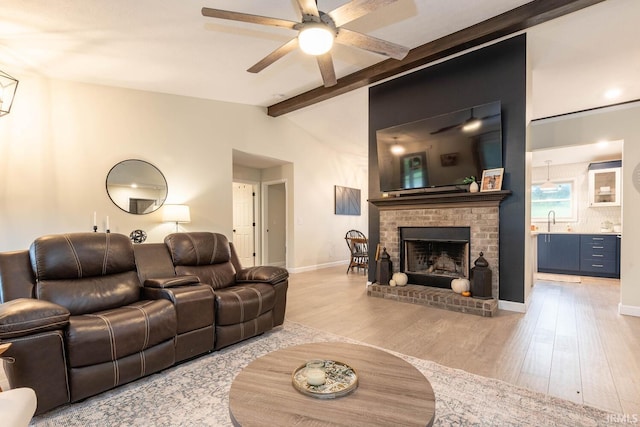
[368,191,510,315]
[400,226,470,289]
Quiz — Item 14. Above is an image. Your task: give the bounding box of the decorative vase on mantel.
[469,181,479,193]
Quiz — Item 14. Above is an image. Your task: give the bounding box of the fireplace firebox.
[399,227,470,289]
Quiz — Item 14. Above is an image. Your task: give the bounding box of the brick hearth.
[367,283,498,317]
[380,205,500,297]
[369,191,510,314]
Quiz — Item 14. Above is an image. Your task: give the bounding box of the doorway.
[262,180,287,267]
[232,182,258,267]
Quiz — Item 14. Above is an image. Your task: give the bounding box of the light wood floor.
[286,266,640,415]
[2,268,637,415]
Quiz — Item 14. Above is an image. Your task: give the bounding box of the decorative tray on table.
[292,360,358,399]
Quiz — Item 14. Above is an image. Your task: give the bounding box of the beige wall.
[0,76,368,271]
[530,103,640,315]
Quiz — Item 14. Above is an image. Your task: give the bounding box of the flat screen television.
[376,101,503,194]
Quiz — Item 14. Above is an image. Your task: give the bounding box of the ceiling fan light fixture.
[298,24,335,56]
[462,118,481,132]
[390,138,405,155]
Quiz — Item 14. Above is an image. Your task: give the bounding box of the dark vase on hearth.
[376,247,393,285]
[470,252,492,299]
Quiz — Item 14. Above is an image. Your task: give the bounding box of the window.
[531,180,577,222]
[402,152,427,189]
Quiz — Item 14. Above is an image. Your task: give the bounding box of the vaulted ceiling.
[2,0,639,157]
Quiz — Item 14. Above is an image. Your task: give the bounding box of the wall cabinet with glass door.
[588,160,621,206]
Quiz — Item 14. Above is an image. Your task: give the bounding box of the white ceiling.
[2,0,639,162]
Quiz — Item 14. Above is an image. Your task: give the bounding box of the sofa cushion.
[30,233,136,280]
[30,233,141,315]
[0,298,70,339]
[66,299,176,368]
[174,263,236,290]
[214,283,275,326]
[164,232,231,266]
[37,271,142,316]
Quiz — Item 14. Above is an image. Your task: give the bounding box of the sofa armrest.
[0,298,70,339]
[144,275,200,289]
[235,266,289,285]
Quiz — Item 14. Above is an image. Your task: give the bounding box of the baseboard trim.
[498,299,526,313]
[288,260,349,274]
[618,303,640,317]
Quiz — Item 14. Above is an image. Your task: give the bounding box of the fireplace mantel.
[369,190,511,210]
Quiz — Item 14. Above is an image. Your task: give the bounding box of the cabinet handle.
[592,237,604,241]
[592,254,604,257]
[593,246,604,249]
[591,264,604,268]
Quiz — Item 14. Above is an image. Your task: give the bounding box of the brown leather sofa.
[0,231,288,415]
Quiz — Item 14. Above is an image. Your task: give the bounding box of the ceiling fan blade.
[430,124,460,135]
[336,28,409,60]
[247,38,299,73]
[316,53,337,87]
[296,0,320,19]
[201,7,298,30]
[329,0,398,27]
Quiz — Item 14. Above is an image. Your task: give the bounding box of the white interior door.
[262,180,287,267]
[232,182,256,267]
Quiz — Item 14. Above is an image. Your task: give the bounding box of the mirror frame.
[106,159,168,215]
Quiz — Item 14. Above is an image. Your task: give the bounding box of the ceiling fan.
[201,0,410,88]
[430,111,500,135]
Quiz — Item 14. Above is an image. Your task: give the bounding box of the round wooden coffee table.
[229,342,435,426]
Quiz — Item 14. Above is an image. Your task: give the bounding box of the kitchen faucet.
[547,210,556,232]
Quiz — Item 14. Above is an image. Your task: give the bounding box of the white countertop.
[531,231,621,236]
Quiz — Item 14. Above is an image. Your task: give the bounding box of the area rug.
[31,321,614,426]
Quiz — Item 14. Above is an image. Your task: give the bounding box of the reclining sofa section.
[0,231,288,414]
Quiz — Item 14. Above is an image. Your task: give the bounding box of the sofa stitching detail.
[0,314,69,327]
[64,235,83,278]
[88,313,118,386]
[210,236,217,265]
[247,287,262,317]
[126,305,151,349]
[0,319,69,336]
[185,234,199,266]
[229,290,244,323]
[139,350,146,377]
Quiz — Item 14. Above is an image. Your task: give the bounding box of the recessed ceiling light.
[604,88,622,99]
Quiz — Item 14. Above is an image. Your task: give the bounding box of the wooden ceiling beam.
[267,0,604,117]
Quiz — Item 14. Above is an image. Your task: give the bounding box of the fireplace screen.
[404,239,469,279]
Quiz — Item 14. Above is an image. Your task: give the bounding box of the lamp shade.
[0,70,19,117]
[162,204,191,223]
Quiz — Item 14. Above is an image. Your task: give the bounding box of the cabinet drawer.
[580,259,617,274]
[580,242,615,258]
[580,235,618,251]
[581,250,616,262]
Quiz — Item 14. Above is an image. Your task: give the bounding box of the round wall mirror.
[106,159,168,214]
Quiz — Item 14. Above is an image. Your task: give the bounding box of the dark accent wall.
[368,35,527,303]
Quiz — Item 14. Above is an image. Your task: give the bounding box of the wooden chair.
[345,230,369,274]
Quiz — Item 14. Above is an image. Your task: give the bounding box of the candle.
[93,212,97,227]
[305,360,326,386]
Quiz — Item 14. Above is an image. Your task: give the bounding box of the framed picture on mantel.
[480,168,504,192]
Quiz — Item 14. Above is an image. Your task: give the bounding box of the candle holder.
[93,226,98,232]
[106,229,111,234]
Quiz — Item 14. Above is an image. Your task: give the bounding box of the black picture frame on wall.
[335,185,361,215]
